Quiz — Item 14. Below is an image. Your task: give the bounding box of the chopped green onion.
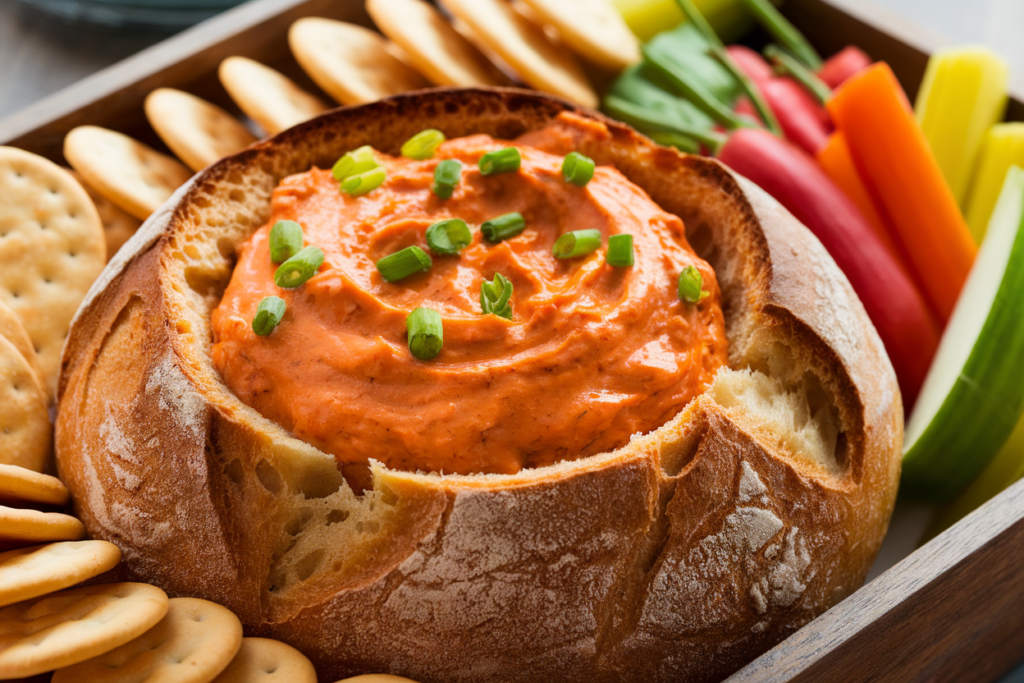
[401,129,446,160]
[406,307,443,360]
[479,147,521,176]
[553,229,602,259]
[252,296,286,336]
[275,246,324,289]
[481,212,526,243]
[562,152,595,187]
[678,265,710,303]
[432,159,463,199]
[376,246,432,282]
[606,234,634,267]
[269,220,303,264]
[426,219,472,255]
[341,166,387,196]
[332,145,377,181]
[480,273,513,320]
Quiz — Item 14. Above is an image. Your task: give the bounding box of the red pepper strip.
[718,128,940,408]
[818,46,873,89]
[727,47,832,155]
[760,78,832,155]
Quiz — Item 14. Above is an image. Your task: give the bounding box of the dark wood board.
[2,1,1023,681]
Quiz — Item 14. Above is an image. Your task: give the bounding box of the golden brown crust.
[56,88,901,683]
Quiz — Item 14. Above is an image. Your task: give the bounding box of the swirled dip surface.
[210,114,728,475]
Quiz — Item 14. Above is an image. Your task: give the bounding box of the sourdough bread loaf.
[56,89,902,683]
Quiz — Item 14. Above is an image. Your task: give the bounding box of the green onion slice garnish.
[562,152,596,187]
[480,273,513,320]
[432,159,463,199]
[332,145,377,181]
[401,129,446,160]
[426,219,472,256]
[553,229,602,259]
[269,220,304,264]
[481,212,526,243]
[275,246,325,289]
[376,245,432,282]
[678,265,710,303]
[252,296,286,336]
[341,166,387,197]
[606,234,634,267]
[406,307,443,360]
[479,147,521,176]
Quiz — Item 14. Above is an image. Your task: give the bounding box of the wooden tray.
[2,1,1022,682]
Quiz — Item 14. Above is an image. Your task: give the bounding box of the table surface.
[4,0,1024,679]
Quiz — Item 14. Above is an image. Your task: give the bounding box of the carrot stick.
[816,131,901,262]
[827,63,976,323]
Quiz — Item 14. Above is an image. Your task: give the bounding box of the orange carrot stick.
[827,63,976,323]
[816,131,901,261]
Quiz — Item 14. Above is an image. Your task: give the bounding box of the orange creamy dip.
[210,114,728,476]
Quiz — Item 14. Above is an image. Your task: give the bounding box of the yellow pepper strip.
[927,404,1024,540]
[611,0,755,44]
[914,46,1009,209]
[965,124,1024,243]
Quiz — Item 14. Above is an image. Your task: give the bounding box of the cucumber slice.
[903,165,1024,502]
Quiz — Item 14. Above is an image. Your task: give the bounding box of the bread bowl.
[55,88,902,683]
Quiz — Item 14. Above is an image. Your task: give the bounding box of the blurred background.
[1,0,1022,119]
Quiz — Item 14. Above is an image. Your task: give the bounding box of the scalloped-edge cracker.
[0,464,68,506]
[0,296,42,390]
[0,582,168,678]
[0,335,52,472]
[289,18,430,105]
[212,637,317,683]
[334,676,423,682]
[519,0,640,70]
[441,0,597,106]
[64,126,192,221]
[0,506,83,547]
[0,147,106,398]
[367,0,512,87]
[53,597,243,683]
[0,541,121,608]
[68,170,142,261]
[219,57,331,136]
[145,88,258,173]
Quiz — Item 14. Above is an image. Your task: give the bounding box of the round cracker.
[0,146,107,399]
[219,57,330,136]
[0,335,52,473]
[53,597,243,683]
[518,0,640,70]
[0,296,42,391]
[69,170,143,262]
[0,464,67,507]
[0,506,83,546]
[0,541,121,608]
[440,0,597,106]
[211,638,317,683]
[367,0,511,87]
[145,88,259,173]
[288,18,430,105]
[64,126,193,221]
[0,582,168,679]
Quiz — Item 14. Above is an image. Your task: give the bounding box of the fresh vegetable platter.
[2,0,1024,681]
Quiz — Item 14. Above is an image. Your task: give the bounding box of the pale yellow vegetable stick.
[965,123,1024,243]
[928,404,1024,539]
[610,0,755,44]
[914,46,1008,209]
